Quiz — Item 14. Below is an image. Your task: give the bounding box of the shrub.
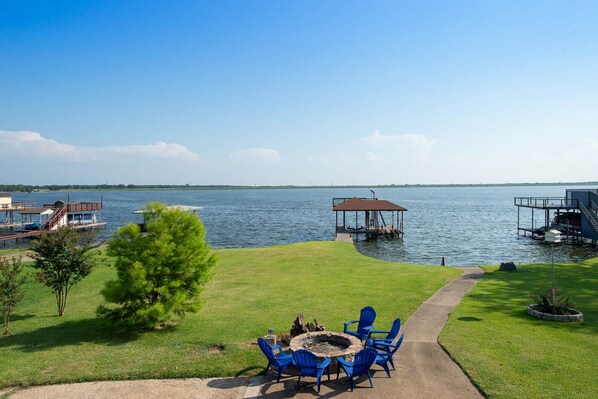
[0,256,27,335]
[530,288,576,315]
[98,202,216,328]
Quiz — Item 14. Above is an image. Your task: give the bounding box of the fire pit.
[289,331,362,358]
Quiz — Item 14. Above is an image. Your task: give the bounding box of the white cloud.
[0,130,199,161]
[362,131,437,158]
[229,148,281,163]
[104,141,199,161]
[366,152,385,162]
[0,130,79,158]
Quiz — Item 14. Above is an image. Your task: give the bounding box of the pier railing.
[514,197,578,208]
[67,202,103,212]
[0,201,36,210]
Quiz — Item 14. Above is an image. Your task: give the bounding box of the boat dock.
[514,189,598,243]
[333,194,407,242]
[0,193,106,246]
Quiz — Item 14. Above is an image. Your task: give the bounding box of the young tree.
[98,202,216,328]
[31,226,96,316]
[0,257,28,335]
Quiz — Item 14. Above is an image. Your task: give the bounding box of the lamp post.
[545,229,562,313]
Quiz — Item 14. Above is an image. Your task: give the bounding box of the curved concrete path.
[2,267,484,399]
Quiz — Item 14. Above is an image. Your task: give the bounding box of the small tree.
[31,226,96,316]
[98,202,216,328]
[0,257,27,335]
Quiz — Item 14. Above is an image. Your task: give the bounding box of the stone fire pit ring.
[289,331,363,359]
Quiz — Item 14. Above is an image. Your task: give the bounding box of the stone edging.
[527,304,584,322]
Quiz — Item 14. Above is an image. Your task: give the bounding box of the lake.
[10,185,597,266]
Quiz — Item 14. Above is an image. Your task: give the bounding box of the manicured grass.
[0,241,460,388]
[440,257,598,399]
[0,248,29,258]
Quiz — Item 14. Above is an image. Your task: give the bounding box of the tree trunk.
[3,308,10,335]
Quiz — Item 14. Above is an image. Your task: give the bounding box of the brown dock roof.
[333,197,407,212]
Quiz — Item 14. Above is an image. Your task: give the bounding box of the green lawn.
[0,241,460,388]
[440,257,598,399]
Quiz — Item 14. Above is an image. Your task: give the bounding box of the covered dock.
[0,195,106,246]
[333,196,407,242]
[514,188,598,243]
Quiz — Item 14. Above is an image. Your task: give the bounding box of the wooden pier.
[0,222,106,245]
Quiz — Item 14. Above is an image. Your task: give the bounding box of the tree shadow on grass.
[235,366,263,377]
[0,317,139,352]
[9,314,35,322]
[457,316,483,322]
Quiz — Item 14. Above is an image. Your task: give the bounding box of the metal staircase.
[578,200,598,236]
[43,205,68,230]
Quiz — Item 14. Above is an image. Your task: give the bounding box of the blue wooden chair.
[343,306,377,341]
[367,317,401,349]
[367,332,404,376]
[257,337,294,382]
[292,349,331,393]
[336,347,378,391]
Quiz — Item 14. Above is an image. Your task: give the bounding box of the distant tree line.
[2,181,597,193]
[1,184,245,192]
[0,185,36,193]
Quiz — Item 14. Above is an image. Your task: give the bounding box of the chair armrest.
[367,329,389,339]
[343,320,358,332]
[371,341,393,352]
[319,357,332,369]
[336,356,351,367]
[362,326,373,333]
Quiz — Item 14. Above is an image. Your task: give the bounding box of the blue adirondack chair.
[257,337,294,382]
[367,332,404,376]
[367,317,401,349]
[343,306,377,341]
[336,347,378,391]
[292,349,331,393]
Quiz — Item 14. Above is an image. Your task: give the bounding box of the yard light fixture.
[544,229,562,313]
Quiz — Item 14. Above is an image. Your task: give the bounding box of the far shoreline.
[3,181,597,193]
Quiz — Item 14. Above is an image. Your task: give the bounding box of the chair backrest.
[292,349,319,377]
[385,318,402,341]
[358,306,377,333]
[351,347,378,376]
[257,337,277,363]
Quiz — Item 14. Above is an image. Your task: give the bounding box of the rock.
[499,262,517,271]
[290,313,326,338]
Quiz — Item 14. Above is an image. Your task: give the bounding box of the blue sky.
[1,1,597,185]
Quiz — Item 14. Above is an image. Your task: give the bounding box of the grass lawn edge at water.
[440,257,598,399]
[0,241,460,388]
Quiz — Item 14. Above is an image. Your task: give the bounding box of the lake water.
[9,185,597,266]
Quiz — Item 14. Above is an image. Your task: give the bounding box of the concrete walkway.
[2,267,484,399]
